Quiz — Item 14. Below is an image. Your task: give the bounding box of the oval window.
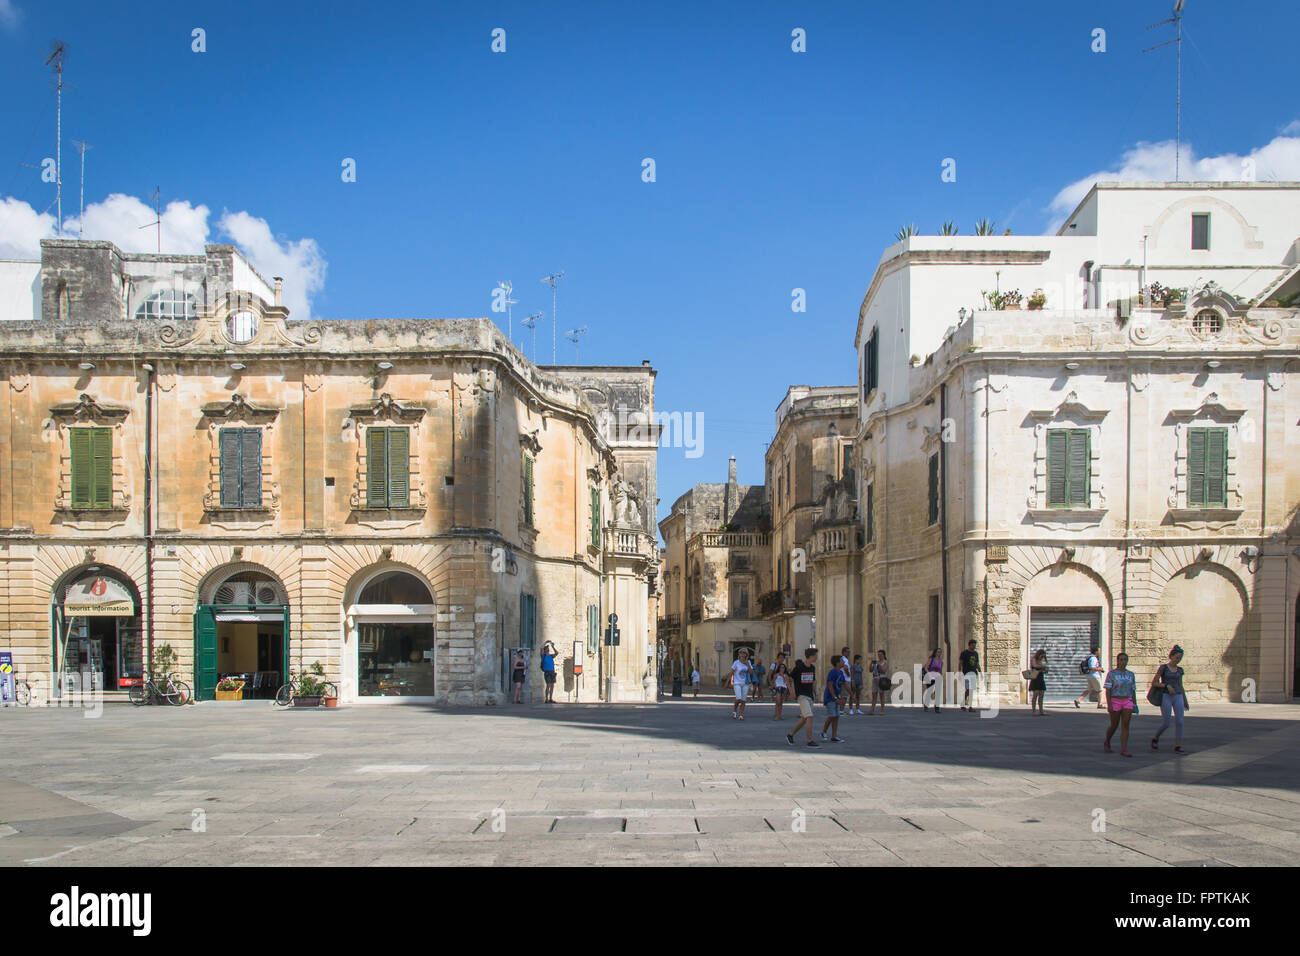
[226,310,260,343]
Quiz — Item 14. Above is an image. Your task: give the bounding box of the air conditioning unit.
[215,582,252,605]
[255,584,279,605]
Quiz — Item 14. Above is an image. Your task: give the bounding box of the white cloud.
[1048,130,1300,226]
[0,0,20,32]
[218,210,326,321]
[0,196,54,258]
[0,192,326,318]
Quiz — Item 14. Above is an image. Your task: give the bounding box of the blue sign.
[0,652,13,704]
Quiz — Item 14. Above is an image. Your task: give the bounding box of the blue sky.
[2,0,1298,525]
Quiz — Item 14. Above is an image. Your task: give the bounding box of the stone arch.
[1019,562,1114,679]
[342,561,436,608]
[1148,195,1264,253]
[173,545,301,610]
[32,545,147,602]
[195,562,289,606]
[1147,545,1251,610]
[1156,562,1253,701]
[1002,544,1123,601]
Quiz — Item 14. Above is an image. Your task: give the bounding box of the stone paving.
[1,693,1298,866]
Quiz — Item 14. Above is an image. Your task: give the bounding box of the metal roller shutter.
[1028,610,1098,702]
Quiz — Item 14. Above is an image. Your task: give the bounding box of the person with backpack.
[869,649,890,715]
[785,647,820,747]
[1027,649,1048,715]
[958,639,980,712]
[1103,651,1139,756]
[1149,645,1190,754]
[922,649,943,713]
[539,641,558,703]
[1074,645,1105,710]
[820,655,847,742]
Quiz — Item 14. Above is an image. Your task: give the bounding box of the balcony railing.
[689,606,703,624]
[658,613,681,633]
[604,527,651,557]
[759,589,812,616]
[693,532,770,549]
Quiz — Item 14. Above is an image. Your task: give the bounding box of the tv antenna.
[497,280,517,341]
[70,140,91,236]
[540,271,565,364]
[522,311,542,363]
[1143,0,1186,181]
[45,41,67,236]
[138,187,162,253]
[565,326,589,364]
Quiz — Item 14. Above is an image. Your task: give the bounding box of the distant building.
[0,240,658,704]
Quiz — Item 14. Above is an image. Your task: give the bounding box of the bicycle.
[9,676,32,706]
[274,670,338,707]
[166,673,193,705]
[129,672,187,706]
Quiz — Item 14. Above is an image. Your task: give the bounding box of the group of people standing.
[1024,643,1191,756]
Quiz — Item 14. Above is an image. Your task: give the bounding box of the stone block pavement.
[1,693,1298,866]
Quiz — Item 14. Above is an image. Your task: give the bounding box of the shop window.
[70,427,113,509]
[219,428,263,508]
[1187,427,1228,508]
[1047,428,1090,508]
[366,427,411,508]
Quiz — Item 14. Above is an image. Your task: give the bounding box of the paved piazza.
[2,695,1298,867]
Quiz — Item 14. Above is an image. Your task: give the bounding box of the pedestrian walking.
[1075,645,1105,709]
[959,639,980,712]
[849,655,864,714]
[821,655,847,742]
[838,651,851,713]
[785,647,820,748]
[869,649,890,714]
[770,655,789,720]
[922,649,943,712]
[1026,649,1048,715]
[539,641,558,703]
[690,666,701,698]
[1149,645,1190,754]
[511,649,528,703]
[729,649,752,720]
[751,658,765,701]
[1103,652,1139,757]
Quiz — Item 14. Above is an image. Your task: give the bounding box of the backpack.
[1079,656,1091,675]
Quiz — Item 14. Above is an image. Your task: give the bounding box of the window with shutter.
[367,427,388,508]
[1046,430,1068,506]
[523,454,535,525]
[240,429,262,507]
[866,482,875,542]
[927,453,939,525]
[590,486,600,547]
[364,427,410,508]
[1047,428,1090,507]
[71,427,112,510]
[1066,429,1089,506]
[1188,427,1227,507]
[71,428,93,508]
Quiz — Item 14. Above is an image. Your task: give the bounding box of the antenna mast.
[565,326,589,364]
[71,140,91,236]
[45,41,67,236]
[497,280,517,341]
[522,312,542,364]
[1144,0,1186,181]
[540,271,565,364]
[138,187,162,252]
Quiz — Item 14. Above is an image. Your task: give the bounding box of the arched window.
[358,570,433,605]
[135,289,199,321]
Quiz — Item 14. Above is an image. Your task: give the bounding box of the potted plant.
[294,661,328,708]
[1027,289,1046,310]
[323,681,339,708]
[1001,289,1023,310]
[215,677,245,701]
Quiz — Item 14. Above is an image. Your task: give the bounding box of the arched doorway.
[51,565,142,696]
[1159,564,1249,700]
[344,568,436,699]
[1020,564,1111,703]
[194,567,290,701]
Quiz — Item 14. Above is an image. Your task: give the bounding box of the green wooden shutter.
[1047,430,1068,507]
[866,482,874,542]
[1187,428,1207,507]
[587,604,598,655]
[1204,428,1227,507]
[240,429,262,507]
[219,429,241,507]
[1066,429,1090,506]
[194,605,218,701]
[523,454,535,525]
[71,428,93,508]
[927,453,939,524]
[387,427,410,507]
[90,427,112,509]
[367,427,389,508]
[590,487,600,546]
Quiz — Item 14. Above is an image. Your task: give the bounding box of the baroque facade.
[821,181,1300,702]
[0,240,658,705]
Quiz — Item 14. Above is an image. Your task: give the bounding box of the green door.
[194,605,218,701]
[282,605,291,685]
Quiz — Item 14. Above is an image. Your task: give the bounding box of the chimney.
[273,276,283,307]
[728,456,737,483]
[725,455,738,522]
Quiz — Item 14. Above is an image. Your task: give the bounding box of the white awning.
[214,612,284,623]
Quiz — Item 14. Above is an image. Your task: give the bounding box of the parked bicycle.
[129,672,188,706]
[9,675,32,706]
[275,667,337,707]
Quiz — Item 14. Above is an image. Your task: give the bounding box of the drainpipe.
[142,362,155,680]
[939,382,952,674]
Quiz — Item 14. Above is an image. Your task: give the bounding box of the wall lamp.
[1064,362,1080,371]
[229,363,246,371]
[78,362,95,371]
[377,362,394,371]
[1205,360,1221,369]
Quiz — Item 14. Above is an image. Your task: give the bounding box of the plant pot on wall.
[323,695,339,709]
[293,696,323,708]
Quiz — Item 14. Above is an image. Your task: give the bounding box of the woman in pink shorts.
[1103,652,1139,756]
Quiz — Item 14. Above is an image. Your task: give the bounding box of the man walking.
[821,655,847,742]
[785,647,820,748]
[730,649,752,720]
[959,640,981,712]
[1075,645,1105,710]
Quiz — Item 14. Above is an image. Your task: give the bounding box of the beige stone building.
[0,240,658,704]
[834,182,1300,702]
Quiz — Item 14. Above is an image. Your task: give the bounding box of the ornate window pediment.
[1166,392,1245,525]
[45,394,131,519]
[344,395,426,518]
[350,393,427,425]
[49,393,130,426]
[157,293,322,350]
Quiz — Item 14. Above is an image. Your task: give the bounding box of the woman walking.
[922,649,943,713]
[1027,649,1048,715]
[1103,652,1139,756]
[1150,645,1189,754]
[770,656,789,720]
[869,649,890,714]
